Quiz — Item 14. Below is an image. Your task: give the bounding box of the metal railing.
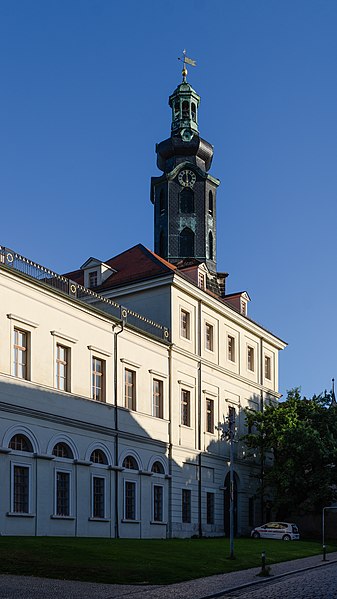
[0,246,170,342]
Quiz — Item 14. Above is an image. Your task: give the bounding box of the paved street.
[220,562,337,598]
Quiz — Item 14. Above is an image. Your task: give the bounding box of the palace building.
[0,66,286,538]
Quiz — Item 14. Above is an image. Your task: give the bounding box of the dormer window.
[198,271,206,290]
[89,271,98,288]
[241,300,247,316]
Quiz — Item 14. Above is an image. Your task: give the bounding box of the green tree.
[244,388,337,516]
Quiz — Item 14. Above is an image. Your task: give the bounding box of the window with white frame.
[12,464,30,514]
[227,335,235,362]
[92,357,105,402]
[205,323,213,351]
[153,485,164,522]
[182,488,191,523]
[206,492,215,525]
[92,476,105,519]
[13,328,29,379]
[55,471,70,516]
[181,389,191,427]
[265,355,271,380]
[247,346,255,372]
[56,344,70,392]
[124,480,136,520]
[180,309,190,339]
[153,378,163,418]
[206,398,214,433]
[125,368,136,411]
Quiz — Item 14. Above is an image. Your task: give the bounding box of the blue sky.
[1,0,337,399]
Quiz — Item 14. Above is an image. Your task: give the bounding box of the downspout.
[113,322,124,539]
[197,299,202,538]
[167,343,173,538]
[260,337,264,523]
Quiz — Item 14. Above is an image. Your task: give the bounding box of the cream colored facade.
[0,249,285,538]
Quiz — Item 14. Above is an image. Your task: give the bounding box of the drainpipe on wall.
[168,344,173,538]
[197,300,202,538]
[259,337,264,523]
[113,322,124,539]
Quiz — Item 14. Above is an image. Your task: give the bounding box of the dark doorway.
[224,472,238,536]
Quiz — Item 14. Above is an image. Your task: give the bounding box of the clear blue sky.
[1,0,337,399]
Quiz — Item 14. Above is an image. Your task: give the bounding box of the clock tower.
[151,64,220,274]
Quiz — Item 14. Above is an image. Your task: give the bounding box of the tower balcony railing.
[0,246,170,342]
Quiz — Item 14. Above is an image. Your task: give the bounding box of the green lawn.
[0,537,335,585]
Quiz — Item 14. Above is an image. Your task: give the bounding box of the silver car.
[251,521,300,541]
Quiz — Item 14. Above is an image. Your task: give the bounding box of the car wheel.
[252,531,260,539]
[282,534,291,541]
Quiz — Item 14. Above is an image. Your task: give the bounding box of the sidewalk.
[0,551,336,599]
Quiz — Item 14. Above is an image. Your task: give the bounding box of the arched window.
[182,100,189,119]
[52,442,73,459]
[208,190,213,215]
[180,227,194,257]
[9,434,33,452]
[123,455,139,470]
[90,449,108,465]
[159,189,165,214]
[180,188,194,213]
[208,231,214,261]
[151,461,165,474]
[174,99,180,118]
[159,230,165,257]
[191,102,196,122]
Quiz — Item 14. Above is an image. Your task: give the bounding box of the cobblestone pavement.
[0,552,336,599]
[223,562,337,598]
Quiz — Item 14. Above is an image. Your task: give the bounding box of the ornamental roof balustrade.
[0,246,170,343]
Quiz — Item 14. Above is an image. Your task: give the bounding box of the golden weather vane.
[178,49,197,80]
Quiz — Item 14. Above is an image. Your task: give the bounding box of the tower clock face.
[178,169,196,188]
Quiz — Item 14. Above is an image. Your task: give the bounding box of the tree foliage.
[243,388,337,516]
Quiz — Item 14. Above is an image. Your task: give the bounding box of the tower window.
[180,227,194,257]
[159,230,165,257]
[208,190,213,215]
[174,99,180,117]
[182,101,189,119]
[191,102,196,122]
[159,189,165,214]
[208,231,214,261]
[180,188,194,213]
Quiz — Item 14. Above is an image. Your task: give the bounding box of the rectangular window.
[206,398,214,433]
[228,335,235,362]
[181,389,191,427]
[265,355,271,380]
[153,485,163,522]
[13,465,29,513]
[56,471,70,516]
[247,346,255,372]
[124,481,136,520]
[56,344,69,391]
[89,271,98,288]
[125,368,136,411]
[92,476,105,519]
[206,492,215,525]
[180,309,190,339]
[205,323,213,351]
[92,357,105,402]
[13,328,29,379]
[198,272,205,290]
[182,488,191,523]
[228,405,236,435]
[153,379,163,419]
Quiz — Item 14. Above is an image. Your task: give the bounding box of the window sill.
[88,517,110,522]
[50,515,75,520]
[150,520,167,525]
[121,519,140,524]
[7,512,35,518]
